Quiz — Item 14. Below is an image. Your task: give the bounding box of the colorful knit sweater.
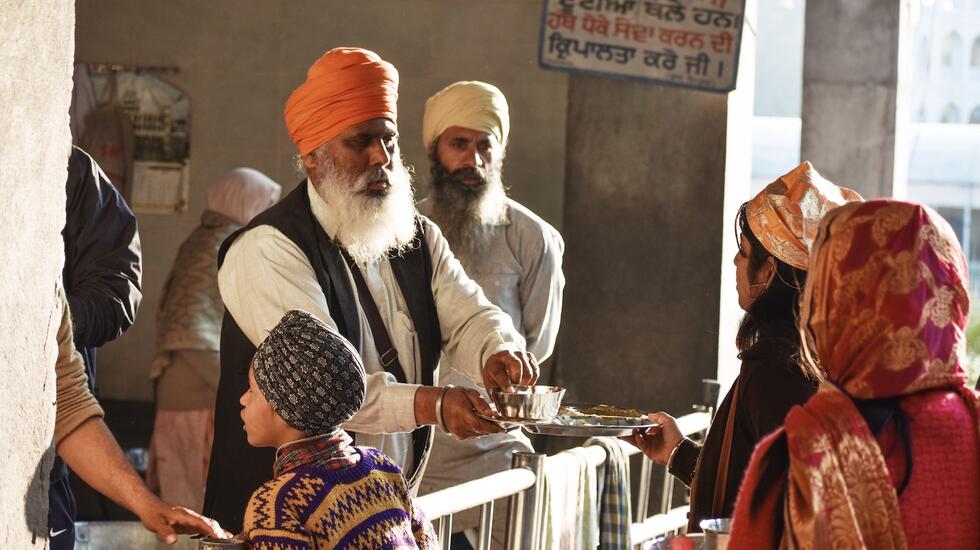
[244,446,437,549]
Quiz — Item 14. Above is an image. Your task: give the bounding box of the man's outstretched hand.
[136,500,231,544]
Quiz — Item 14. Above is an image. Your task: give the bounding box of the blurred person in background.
[148,168,281,511]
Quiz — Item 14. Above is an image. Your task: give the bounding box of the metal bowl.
[491,385,565,420]
[699,518,732,534]
[643,534,705,550]
[698,518,731,550]
[199,538,247,549]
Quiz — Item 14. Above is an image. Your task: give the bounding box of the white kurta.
[417,198,565,534]
[218,182,524,474]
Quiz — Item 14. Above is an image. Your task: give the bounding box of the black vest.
[202,181,441,532]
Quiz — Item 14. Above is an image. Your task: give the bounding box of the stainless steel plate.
[522,421,657,437]
[477,404,658,437]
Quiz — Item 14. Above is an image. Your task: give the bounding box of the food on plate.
[557,404,647,425]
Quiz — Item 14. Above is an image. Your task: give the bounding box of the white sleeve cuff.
[344,381,422,434]
[384,383,423,432]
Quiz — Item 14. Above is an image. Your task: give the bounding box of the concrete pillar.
[801,0,912,199]
[552,4,757,423]
[0,1,74,544]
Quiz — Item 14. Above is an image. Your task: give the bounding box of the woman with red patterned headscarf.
[729,200,980,549]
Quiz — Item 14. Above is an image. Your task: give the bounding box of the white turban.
[207,168,282,226]
[422,81,510,151]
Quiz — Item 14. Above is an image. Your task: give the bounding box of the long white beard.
[313,155,418,265]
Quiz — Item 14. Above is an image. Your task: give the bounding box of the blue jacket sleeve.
[62,146,142,348]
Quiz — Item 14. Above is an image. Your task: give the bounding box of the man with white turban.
[203,49,537,533]
[418,81,565,548]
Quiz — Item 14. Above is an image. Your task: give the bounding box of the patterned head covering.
[730,200,979,548]
[252,310,366,435]
[422,81,510,150]
[746,161,862,270]
[802,200,970,396]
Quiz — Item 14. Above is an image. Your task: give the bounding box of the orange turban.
[746,161,862,270]
[284,47,398,156]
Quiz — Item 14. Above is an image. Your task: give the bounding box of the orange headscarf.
[747,161,862,270]
[284,47,398,157]
[730,200,979,549]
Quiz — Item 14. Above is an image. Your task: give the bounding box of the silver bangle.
[434,385,454,435]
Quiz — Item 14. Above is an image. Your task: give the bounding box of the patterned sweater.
[244,446,437,549]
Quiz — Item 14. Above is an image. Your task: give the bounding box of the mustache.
[357,169,392,195]
[434,165,490,191]
[452,167,488,185]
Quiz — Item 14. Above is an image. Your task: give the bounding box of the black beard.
[430,162,491,200]
[427,157,505,266]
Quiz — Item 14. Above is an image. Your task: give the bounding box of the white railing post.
[636,456,652,520]
[437,515,453,549]
[505,488,526,550]
[659,470,675,515]
[506,451,545,550]
[477,501,494,550]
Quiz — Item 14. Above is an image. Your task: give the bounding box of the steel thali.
[478,403,659,437]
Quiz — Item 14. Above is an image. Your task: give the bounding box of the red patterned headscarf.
[730,200,979,549]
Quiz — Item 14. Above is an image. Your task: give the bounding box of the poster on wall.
[75,64,191,214]
[538,0,745,93]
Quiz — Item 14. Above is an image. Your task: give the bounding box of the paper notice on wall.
[82,65,191,214]
[131,161,190,214]
[539,0,745,93]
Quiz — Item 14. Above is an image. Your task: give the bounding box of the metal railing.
[415,458,539,550]
[630,411,712,547]
[415,411,712,549]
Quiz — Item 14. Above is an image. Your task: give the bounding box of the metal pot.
[74,521,198,549]
[644,520,732,550]
[198,537,246,549]
[643,533,705,549]
[699,517,732,550]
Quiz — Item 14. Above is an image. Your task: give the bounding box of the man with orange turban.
[203,48,537,532]
[417,81,565,548]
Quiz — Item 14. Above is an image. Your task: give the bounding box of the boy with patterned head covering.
[241,310,437,549]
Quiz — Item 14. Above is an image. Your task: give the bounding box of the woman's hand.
[620,412,683,465]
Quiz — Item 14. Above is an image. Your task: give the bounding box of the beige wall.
[0,0,74,544]
[76,0,568,401]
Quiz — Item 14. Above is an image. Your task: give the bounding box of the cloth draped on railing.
[540,447,598,549]
[587,437,634,549]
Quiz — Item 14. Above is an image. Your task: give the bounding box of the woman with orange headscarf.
[729,200,980,548]
[624,162,861,531]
